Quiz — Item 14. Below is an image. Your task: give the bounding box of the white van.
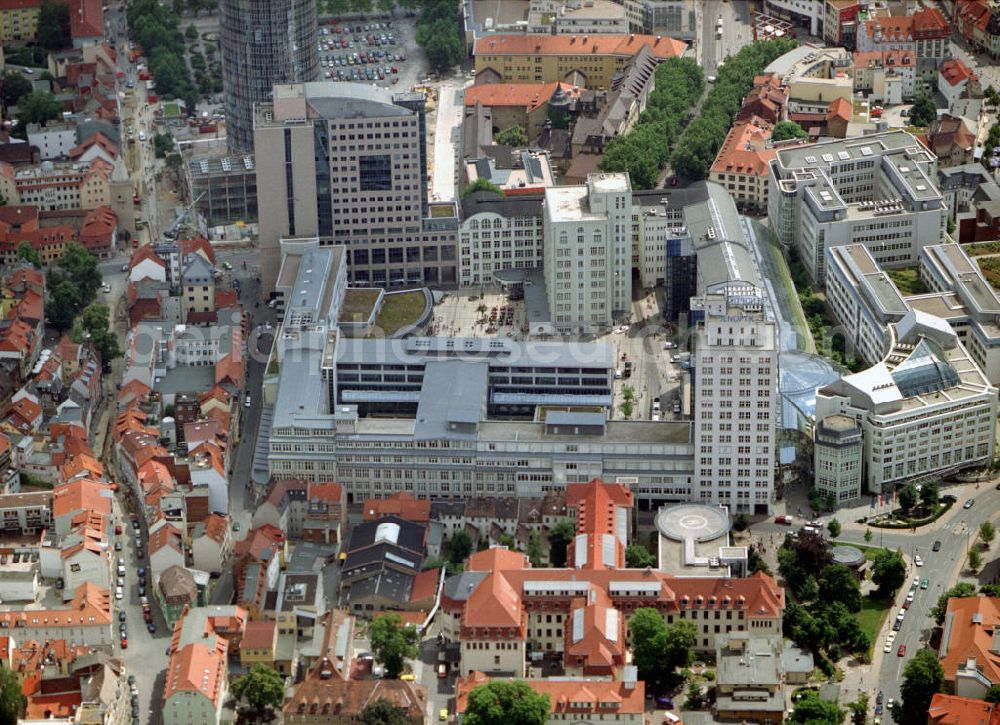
[664,713,682,724]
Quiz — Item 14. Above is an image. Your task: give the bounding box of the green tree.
[662,620,696,671]
[228,664,284,721]
[919,482,939,508]
[185,23,199,40]
[0,664,25,725]
[358,699,411,725]
[368,613,418,679]
[17,91,63,126]
[864,528,873,544]
[969,547,982,573]
[629,608,668,685]
[621,385,634,402]
[1,71,32,107]
[985,685,1000,704]
[527,530,543,567]
[931,582,976,625]
[791,691,843,725]
[461,178,503,199]
[896,649,944,725]
[872,549,907,597]
[495,125,528,147]
[898,484,917,511]
[981,521,996,547]
[36,0,71,50]
[499,533,515,549]
[747,547,771,575]
[45,281,81,330]
[818,564,861,613]
[77,303,122,363]
[827,518,841,538]
[909,93,937,127]
[771,120,809,142]
[685,683,704,709]
[419,22,465,74]
[447,531,473,565]
[626,543,655,568]
[547,520,575,567]
[463,680,550,725]
[15,241,41,268]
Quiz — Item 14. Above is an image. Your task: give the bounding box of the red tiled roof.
[465,82,583,112]
[939,597,1000,686]
[363,491,430,523]
[52,478,111,519]
[179,237,216,266]
[148,522,183,555]
[201,513,229,545]
[240,620,275,651]
[163,640,227,707]
[475,33,686,60]
[929,695,1000,725]
[409,568,439,603]
[940,58,978,87]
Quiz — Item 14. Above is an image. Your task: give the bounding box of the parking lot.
[315,15,428,92]
[432,288,687,423]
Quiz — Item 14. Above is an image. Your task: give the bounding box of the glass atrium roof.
[890,338,960,397]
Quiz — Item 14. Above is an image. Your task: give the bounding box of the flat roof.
[774,130,931,171]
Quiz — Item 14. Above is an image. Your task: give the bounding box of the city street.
[753,482,1000,715]
[698,0,755,75]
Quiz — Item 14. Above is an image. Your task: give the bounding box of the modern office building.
[824,242,1000,387]
[459,192,545,288]
[765,0,825,36]
[768,130,946,285]
[219,0,318,153]
[617,0,697,40]
[254,82,458,295]
[816,310,997,494]
[813,414,864,503]
[543,173,634,330]
[688,185,779,514]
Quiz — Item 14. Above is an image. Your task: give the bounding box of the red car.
[120,637,128,650]
[897,645,906,657]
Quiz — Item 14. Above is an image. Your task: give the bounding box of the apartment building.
[542,173,633,329]
[768,131,946,285]
[472,34,686,90]
[823,0,860,49]
[254,82,457,295]
[709,118,780,215]
[816,310,997,493]
[0,582,113,646]
[3,159,114,211]
[0,491,52,534]
[527,0,628,34]
[853,50,918,104]
[688,185,778,515]
[856,8,952,70]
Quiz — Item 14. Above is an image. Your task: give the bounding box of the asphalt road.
[699,0,754,75]
[752,482,1000,716]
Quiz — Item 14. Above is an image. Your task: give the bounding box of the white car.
[115,586,123,600]
[883,641,893,653]
[913,576,920,587]
[914,556,923,567]
[906,590,914,602]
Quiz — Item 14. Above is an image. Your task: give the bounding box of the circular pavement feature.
[831,545,865,568]
[655,504,731,543]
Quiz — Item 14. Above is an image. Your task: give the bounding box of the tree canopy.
[494,125,528,147]
[600,56,704,189]
[0,664,25,725]
[463,680,550,725]
[919,481,939,508]
[45,243,101,331]
[895,649,944,725]
[461,178,504,199]
[15,241,41,268]
[127,0,199,109]
[625,544,656,568]
[909,94,937,127]
[547,520,575,567]
[1,72,33,108]
[73,303,122,364]
[415,0,464,74]
[872,549,907,597]
[771,120,809,142]
[358,699,413,725]
[670,38,797,180]
[818,564,861,613]
[628,608,694,688]
[17,91,63,127]
[228,664,284,720]
[368,613,418,679]
[791,691,843,725]
[37,0,71,50]
[981,521,996,547]
[898,484,917,511]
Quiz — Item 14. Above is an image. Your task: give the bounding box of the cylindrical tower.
[220,0,318,153]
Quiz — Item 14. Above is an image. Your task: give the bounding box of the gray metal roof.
[414,360,487,440]
[303,81,414,119]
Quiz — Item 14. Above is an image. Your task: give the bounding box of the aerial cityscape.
[3,0,1000,724]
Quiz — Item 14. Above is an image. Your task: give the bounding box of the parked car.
[932,540,942,551]
[964,499,975,509]
[897,644,906,657]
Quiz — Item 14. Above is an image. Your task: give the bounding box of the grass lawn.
[965,241,1000,257]
[855,595,892,652]
[976,256,1000,292]
[840,542,888,561]
[162,102,181,118]
[885,267,928,295]
[340,288,381,323]
[372,290,426,337]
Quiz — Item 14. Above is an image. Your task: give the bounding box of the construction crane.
[164,191,206,240]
